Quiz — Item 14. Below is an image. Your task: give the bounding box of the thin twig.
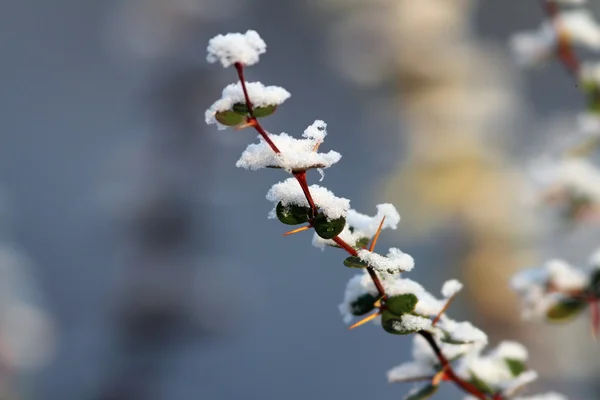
[418,331,491,400]
[232,62,492,400]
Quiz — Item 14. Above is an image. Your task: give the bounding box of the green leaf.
[232,102,249,114]
[343,256,369,269]
[404,384,439,400]
[505,359,526,377]
[254,104,278,118]
[275,202,311,225]
[313,213,346,239]
[354,237,370,249]
[439,330,474,345]
[215,110,246,126]
[350,293,379,316]
[545,298,587,322]
[386,294,418,316]
[381,310,418,335]
[468,371,495,395]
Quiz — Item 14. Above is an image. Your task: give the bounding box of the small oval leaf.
[354,237,370,249]
[215,110,246,126]
[386,293,418,316]
[313,213,346,239]
[381,310,417,335]
[343,256,369,269]
[350,293,379,316]
[232,102,249,114]
[546,298,587,322]
[468,371,495,395]
[254,104,278,118]
[505,358,526,377]
[404,384,439,400]
[276,202,311,225]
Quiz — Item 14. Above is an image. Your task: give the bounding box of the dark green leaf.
[232,102,249,114]
[275,202,311,225]
[343,256,369,269]
[545,298,587,322]
[350,293,379,316]
[313,213,346,239]
[254,104,278,118]
[215,110,246,126]
[381,310,418,335]
[386,293,418,316]
[468,371,495,395]
[439,330,474,345]
[354,237,370,249]
[404,384,439,400]
[505,359,526,377]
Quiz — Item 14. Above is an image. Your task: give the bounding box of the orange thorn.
[368,216,386,252]
[349,311,381,330]
[432,365,449,386]
[312,141,322,152]
[283,225,311,236]
[432,295,457,326]
[235,119,257,130]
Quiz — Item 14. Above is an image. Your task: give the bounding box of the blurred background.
[0,0,599,399]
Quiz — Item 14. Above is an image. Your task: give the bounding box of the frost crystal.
[266,177,350,220]
[205,81,290,129]
[395,314,432,332]
[236,121,341,171]
[207,30,266,68]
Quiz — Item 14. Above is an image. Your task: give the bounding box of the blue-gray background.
[0,1,596,399]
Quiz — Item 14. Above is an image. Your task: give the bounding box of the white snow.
[236,121,341,171]
[493,341,528,361]
[441,279,464,298]
[207,30,266,68]
[357,248,414,273]
[205,81,290,128]
[394,314,432,332]
[338,272,378,324]
[266,177,350,220]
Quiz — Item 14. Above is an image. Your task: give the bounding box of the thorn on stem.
[368,216,386,252]
[283,225,311,236]
[349,310,381,330]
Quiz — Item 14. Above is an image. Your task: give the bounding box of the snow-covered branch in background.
[205,29,565,400]
[510,0,600,337]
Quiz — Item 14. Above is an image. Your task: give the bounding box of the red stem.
[418,331,492,400]
[293,171,317,217]
[541,0,581,78]
[231,61,490,399]
[235,62,281,154]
